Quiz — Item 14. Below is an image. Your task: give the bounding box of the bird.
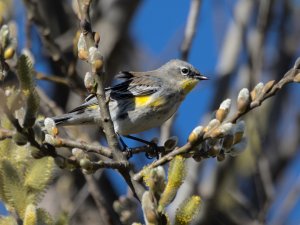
[49,59,208,154]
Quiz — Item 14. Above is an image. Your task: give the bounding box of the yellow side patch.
[180,79,199,95]
[135,95,165,108]
[134,95,151,107]
[87,104,98,110]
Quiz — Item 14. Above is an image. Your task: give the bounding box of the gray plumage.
[50,59,208,135]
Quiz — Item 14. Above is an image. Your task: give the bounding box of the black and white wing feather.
[69,72,162,113]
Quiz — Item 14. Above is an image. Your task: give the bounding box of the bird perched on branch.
[49,59,208,155]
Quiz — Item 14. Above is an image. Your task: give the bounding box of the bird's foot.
[145,142,159,159]
[124,135,160,159]
[117,134,133,159]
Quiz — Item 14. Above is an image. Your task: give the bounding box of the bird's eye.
[181,67,190,75]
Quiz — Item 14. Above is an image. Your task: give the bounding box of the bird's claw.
[124,147,133,159]
[145,142,159,159]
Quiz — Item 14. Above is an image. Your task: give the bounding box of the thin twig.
[257,156,275,222]
[180,0,202,61]
[248,0,273,86]
[0,127,163,159]
[22,0,85,93]
[84,174,118,225]
[56,136,112,158]
[35,72,70,86]
[35,72,86,96]
[69,171,102,220]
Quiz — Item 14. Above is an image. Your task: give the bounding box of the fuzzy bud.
[44,134,56,145]
[78,49,89,60]
[3,46,15,59]
[222,134,234,151]
[80,158,93,170]
[15,107,25,126]
[262,80,276,94]
[89,47,104,73]
[72,148,85,160]
[142,191,158,224]
[147,166,166,197]
[203,119,221,139]
[229,138,247,156]
[21,48,35,65]
[77,33,89,60]
[250,82,264,101]
[209,122,233,139]
[23,91,40,128]
[188,126,204,145]
[237,88,250,113]
[175,196,201,225]
[159,156,185,210]
[92,59,103,73]
[216,99,231,122]
[77,33,87,52]
[23,204,37,225]
[204,119,220,133]
[0,25,9,49]
[44,117,58,136]
[233,120,245,144]
[84,71,95,92]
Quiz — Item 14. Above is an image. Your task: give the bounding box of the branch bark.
[76,0,144,201]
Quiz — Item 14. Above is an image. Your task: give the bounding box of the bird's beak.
[195,73,209,80]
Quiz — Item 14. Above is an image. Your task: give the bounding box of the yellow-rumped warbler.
[51,59,208,136]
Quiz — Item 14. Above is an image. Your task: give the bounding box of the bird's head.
[161,59,208,94]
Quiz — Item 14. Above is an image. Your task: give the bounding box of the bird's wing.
[107,74,162,99]
[69,73,162,113]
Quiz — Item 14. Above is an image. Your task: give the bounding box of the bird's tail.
[51,113,73,125]
[37,110,97,128]
[53,110,96,126]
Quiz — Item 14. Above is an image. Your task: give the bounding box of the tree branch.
[76,0,144,201]
[134,59,300,181]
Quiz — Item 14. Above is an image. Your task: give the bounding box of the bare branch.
[76,0,144,201]
[135,60,300,181]
[181,0,202,61]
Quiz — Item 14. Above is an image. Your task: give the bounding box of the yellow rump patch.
[135,95,165,108]
[180,79,199,94]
